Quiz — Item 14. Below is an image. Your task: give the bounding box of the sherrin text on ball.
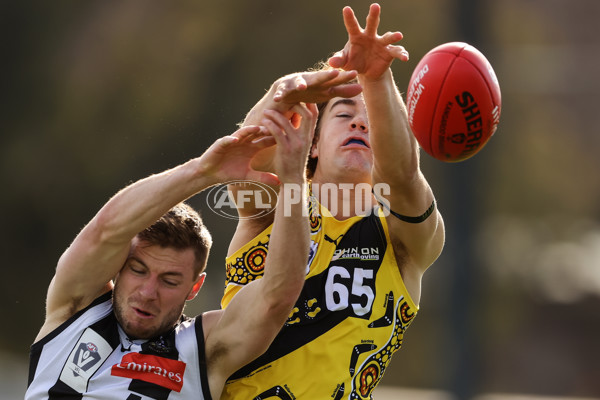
[406,42,501,162]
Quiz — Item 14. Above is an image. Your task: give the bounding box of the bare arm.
[329,4,445,301]
[37,127,278,341]
[204,103,317,399]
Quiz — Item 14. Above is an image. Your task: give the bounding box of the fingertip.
[255,172,280,187]
[220,136,238,147]
[270,175,282,186]
[342,6,356,20]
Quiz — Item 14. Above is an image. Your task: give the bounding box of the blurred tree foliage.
[2,0,599,397]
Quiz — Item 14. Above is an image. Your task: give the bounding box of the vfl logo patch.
[111,353,186,392]
[60,328,113,392]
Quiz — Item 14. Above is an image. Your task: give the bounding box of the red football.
[406,42,501,162]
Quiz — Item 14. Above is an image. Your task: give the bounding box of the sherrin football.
[406,42,501,162]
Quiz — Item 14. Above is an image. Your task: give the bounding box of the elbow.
[86,208,126,245]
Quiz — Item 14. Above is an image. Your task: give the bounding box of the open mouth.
[134,307,153,318]
[343,137,370,148]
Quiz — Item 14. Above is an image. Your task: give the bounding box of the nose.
[138,277,159,300]
[350,116,368,133]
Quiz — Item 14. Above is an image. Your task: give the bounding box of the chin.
[341,162,372,180]
[120,319,154,340]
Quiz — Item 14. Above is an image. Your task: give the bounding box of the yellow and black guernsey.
[220,193,418,400]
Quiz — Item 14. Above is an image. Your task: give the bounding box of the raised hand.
[197,126,279,186]
[272,69,362,106]
[328,3,409,80]
[261,103,318,185]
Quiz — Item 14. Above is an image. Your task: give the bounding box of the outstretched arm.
[204,103,317,399]
[38,127,278,341]
[330,4,444,299]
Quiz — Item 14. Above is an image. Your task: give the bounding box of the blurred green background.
[2,0,599,398]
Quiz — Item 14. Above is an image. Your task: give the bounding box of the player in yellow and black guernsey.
[220,4,445,400]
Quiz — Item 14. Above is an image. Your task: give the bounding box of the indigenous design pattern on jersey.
[221,194,418,400]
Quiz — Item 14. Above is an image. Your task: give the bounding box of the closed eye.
[163,280,179,287]
[129,265,146,275]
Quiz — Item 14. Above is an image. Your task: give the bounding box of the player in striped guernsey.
[26,103,319,400]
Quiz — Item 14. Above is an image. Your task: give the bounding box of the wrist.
[278,182,308,215]
[358,68,394,85]
[189,157,220,188]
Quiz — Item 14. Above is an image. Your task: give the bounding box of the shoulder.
[34,290,113,344]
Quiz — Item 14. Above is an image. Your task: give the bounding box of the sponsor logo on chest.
[111,352,186,392]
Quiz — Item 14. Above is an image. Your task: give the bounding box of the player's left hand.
[328,3,409,80]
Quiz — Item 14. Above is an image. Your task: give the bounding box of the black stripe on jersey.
[28,291,113,388]
[195,314,213,400]
[47,379,83,399]
[48,312,120,399]
[228,213,388,381]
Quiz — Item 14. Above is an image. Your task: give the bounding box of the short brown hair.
[136,203,212,276]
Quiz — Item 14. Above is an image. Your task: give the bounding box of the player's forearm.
[48,157,215,324]
[361,69,420,183]
[261,183,309,309]
[92,158,214,245]
[238,90,282,173]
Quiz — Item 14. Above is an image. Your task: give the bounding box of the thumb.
[246,171,281,187]
[328,50,346,69]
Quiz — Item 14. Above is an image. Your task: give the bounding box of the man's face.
[311,94,372,181]
[113,238,201,339]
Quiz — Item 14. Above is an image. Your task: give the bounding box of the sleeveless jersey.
[220,194,418,400]
[26,292,212,400]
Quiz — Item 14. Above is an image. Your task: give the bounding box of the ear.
[310,141,319,159]
[187,273,206,301]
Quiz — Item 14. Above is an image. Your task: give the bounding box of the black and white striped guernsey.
[26,292,212,400]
